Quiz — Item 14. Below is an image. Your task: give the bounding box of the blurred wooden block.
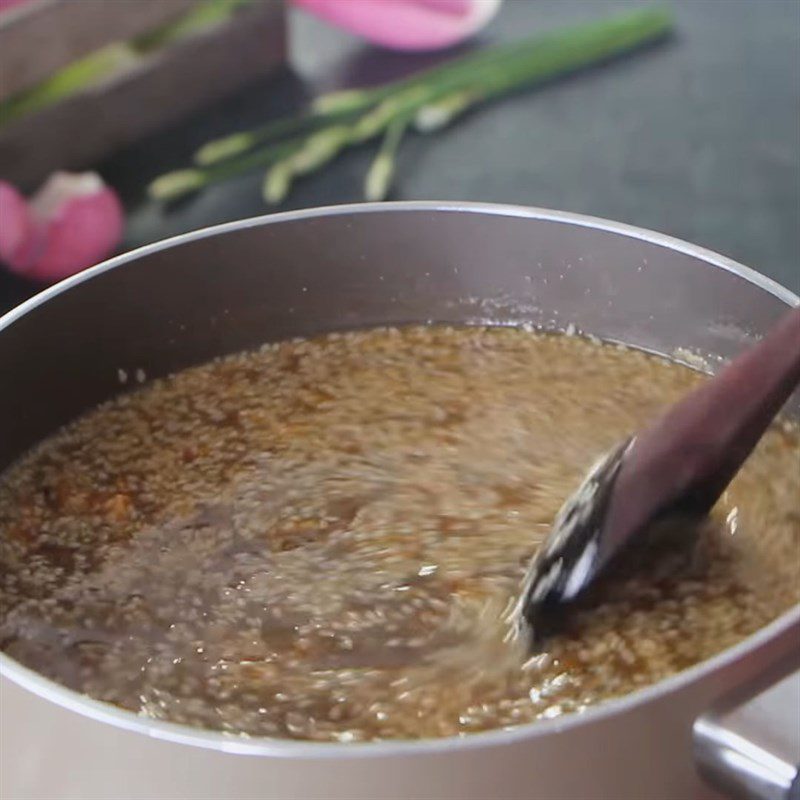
[0,0,285,187]
[0,0,198,101]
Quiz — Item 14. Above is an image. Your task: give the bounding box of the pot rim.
[1,201,798,759]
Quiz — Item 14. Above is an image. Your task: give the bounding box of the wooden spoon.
[517,304,800,646]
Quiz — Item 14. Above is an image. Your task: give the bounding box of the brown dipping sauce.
[1,326,798,742]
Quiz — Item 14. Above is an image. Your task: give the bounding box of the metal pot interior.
[1,203,798,474]
[0,203,798,753]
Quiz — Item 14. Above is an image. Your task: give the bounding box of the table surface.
[1,0,798,313]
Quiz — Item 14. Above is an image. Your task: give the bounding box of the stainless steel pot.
[1,203,798,800]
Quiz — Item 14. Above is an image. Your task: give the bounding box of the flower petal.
[1,173,124,284]
[0,0,34,14]
[23,172,124,284]
[0,180,38,273]
[293,0,502,51]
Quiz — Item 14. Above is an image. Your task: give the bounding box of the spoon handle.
[599,304,800,568]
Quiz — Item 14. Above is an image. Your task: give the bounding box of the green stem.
[415,89,476,133]
[194,107,362,166]
[467,7,672,100]
[316,7,669,116]
[203,39,534,163]
[364,115,410,201]
[413,6,673,132]
[363,8,672,145]
[151,7,674,203]
[311,29,553,114]
[0,45,139,126]
[199,7,672,168]
[262,124,356,204]
[0,0,248,129]
[132,0,248,53]
[149,138,301,201]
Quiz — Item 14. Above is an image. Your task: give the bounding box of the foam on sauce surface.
[1,326,798,741]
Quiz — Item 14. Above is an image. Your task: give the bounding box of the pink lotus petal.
[0,180,38,272]
[26,172,124,284]
[408,1,471,14]
[0,172,124,284]
[0,0,33,14]
[293,0,502,51]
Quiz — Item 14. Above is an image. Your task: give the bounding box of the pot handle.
[693,658,800,800]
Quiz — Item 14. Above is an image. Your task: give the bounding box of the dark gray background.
[1,0,798,312]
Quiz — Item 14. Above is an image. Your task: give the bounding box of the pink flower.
[293,0,502,51]
[0,172,124,284]
[0,0,33,13]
